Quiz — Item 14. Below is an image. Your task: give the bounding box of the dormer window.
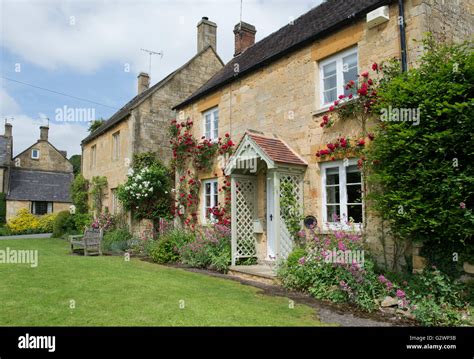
[31,149,40,159]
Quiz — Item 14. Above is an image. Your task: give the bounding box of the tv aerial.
[140,48,164,78]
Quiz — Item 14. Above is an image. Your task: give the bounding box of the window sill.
[312,98,359,117]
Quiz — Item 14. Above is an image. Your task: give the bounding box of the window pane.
[326,168,339,185]
[327,205,340,222]
[323,75,337,92]
[347,184,362,204]
[205,114,211,138]
[326,185,340,204]
[323,61,337,77]
[323,89,337,104]
[343,53,357,69]
[348,204,363,223]
[212,111,219,140]
[213,182,218,207]
[346,166,361,184]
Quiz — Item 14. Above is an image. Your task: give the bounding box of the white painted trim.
[319,46,358,108]
[201,178,218,224]
[320,158,363,232]
[202,107,219,142]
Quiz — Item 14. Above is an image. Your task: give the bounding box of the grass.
[0,238,328,326]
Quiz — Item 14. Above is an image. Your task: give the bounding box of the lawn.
[0,238,328,326]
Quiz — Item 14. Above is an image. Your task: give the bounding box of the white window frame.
[112,131,120,161]
[202,178,218,224]
[31,149,40,159]
[320,158,363,231]
[202,107,219,142]
[319,46,358,108]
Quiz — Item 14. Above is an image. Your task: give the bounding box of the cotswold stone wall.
[177,0,472,266]
[14,141,73,173]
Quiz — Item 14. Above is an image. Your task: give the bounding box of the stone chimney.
[197,17,217,52]
[137,72,150,94]
[40,125,49,141]
[4,123,12,137]
[233,22,256,57]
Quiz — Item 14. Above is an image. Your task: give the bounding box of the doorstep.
[228,264,279,286]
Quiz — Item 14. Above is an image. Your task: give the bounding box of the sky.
[0,0,322,157]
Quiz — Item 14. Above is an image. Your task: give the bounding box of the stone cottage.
[0,123,74,220]
[81,17,224,232]
[172,0,473,268]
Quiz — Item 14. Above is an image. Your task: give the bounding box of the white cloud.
[0,87,21,115]
[0,0,320,83]
[1,109,88,157]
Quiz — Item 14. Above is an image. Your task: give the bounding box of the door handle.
[269,214,273,221]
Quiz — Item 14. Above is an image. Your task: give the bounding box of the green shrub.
[73,213,92,232]
[366,38,474,271]
[102,228,133,253]
[52,211,74,238]
[71,174,89,214]
[7,209,57,235]
[149,229,195,264]
[178,225,231,272]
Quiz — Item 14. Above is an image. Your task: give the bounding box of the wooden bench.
[70,228,103,256]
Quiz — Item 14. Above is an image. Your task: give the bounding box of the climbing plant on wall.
[169,119,234,228]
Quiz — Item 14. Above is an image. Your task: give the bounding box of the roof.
[247,132,307,166]
[0,136,11,167]
[82,46,224,145]
[7,168,73,203]
[174,0,390,109]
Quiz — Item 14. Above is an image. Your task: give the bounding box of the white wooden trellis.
[226,133,307,265]
[278,173,304,259]
[231,175,257,264]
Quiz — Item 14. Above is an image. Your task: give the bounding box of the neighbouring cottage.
[172,0,473,267]
[81,17,224,233]
[0,123,74,221]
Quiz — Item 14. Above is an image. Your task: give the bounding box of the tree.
[71,174,89,214]
[366,37,474,275]
[88,118,105,133]
[69,154,82,176]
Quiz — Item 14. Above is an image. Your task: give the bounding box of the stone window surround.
[112,131,121,161]
[320,158,363,232]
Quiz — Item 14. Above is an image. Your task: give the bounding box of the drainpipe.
[398,0,408,72]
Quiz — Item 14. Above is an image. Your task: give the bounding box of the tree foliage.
[366,38,474,264]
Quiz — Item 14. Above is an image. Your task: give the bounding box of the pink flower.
[337,241,346,251]
[361,71,369,78]
[460,202,466,209]
[396,289,406,298]
[378,275,387,284]
[298,257,306,265]
[372,63,378,71]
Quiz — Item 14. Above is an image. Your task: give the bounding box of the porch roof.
[247,133,307,167]
[225,131,307,175]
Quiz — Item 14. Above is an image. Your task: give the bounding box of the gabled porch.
[224,131,307,267]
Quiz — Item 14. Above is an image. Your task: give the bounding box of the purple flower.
[298,257,306,265]
[396,289,406,298]
[378,275,387,284]
[337,241,346,251]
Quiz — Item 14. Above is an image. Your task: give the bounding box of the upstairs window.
[31,149,40,159]
[202,178,218,224]
[319,47,358,107]
[112,131,121,160]
[320,159,363,229]
[203,107,219,141]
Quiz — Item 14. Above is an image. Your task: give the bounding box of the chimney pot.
[40,126,49,141]
[197,17,217,52]
[137,72,150,94]
[4,123,12,137]
[233,22,256,57]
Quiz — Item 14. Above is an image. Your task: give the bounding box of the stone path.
[0,233,52,240]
